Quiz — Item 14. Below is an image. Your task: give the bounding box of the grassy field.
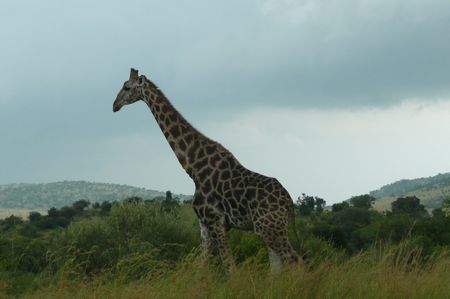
[373,186,450,212]
[1,203,449,298]
[372,197,436,214]
[0,209,47,220]
[16,245,450,299]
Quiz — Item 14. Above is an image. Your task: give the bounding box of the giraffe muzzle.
[113,103,121,112]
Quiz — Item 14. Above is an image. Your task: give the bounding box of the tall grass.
[2,203,449,298]
[21,244,450,299]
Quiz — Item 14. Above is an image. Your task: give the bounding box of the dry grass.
[19,246,450,299]
[0,209,47,220]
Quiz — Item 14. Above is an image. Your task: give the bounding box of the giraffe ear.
[130,68,139,81]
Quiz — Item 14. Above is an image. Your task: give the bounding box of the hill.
[370,173,450,210]
[0,181,191,209]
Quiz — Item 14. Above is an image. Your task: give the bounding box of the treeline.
[0,192,450,296]
[294,194,450,256]
[0,181,184,209]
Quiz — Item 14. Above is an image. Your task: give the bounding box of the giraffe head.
[113,68,146,112]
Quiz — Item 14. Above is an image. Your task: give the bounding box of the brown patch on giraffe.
[229,199,238,209]
[217,202,225,211]
[268,195,277,203]
[169,112,177,122]
[170,125,181,138]
[180,125,190,134]
[162,104,171,113]
[220,170,231,180]
[239,206,247,216]
[218,160,230,170]
[185,133,194,145]
[205,145,216,155]
[178,155,186,166]
[203,180,213,194]
[178,139,187,151]
[233,189,244,199]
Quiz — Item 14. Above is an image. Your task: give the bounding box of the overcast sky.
[1,0,450,204]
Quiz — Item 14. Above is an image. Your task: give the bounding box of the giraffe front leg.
[199,220,235,271]
[199,221,212,260]
[268,248,282,272]
[208,222,236,272]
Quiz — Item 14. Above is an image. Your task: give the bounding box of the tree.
[123,196,143,204]
[391,196,427,217]
[296,194,326,216]
[161,191,180,214]
[315,197,325,213]
[59,206,76,219]
[432,208,445,218]
[101,201,112,213]
[47,207,59,218]
[332,202,350,212]
[29,211,42,222]
[165,191,173,202]
[444,197,450,209]
[72,199,90,212]
[349,194,375,210]
[0,215,22,231]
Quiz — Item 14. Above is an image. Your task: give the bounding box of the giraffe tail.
[289,199,305,260]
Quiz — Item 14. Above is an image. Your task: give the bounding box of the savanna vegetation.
[1,192,450,298]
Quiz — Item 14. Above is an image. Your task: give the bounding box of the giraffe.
[113,68,299,271]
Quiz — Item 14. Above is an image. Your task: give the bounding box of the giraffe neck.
[141,78,211,178]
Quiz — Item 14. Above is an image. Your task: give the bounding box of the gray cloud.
[1,0,449,109]
[1,0,449,198]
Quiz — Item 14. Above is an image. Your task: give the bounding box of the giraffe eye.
[123,85,131,91]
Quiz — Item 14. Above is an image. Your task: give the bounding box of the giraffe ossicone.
[113,68,300,271]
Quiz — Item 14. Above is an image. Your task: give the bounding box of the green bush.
[47,203,200,276]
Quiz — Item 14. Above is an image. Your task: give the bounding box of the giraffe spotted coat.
[113,68,299,270]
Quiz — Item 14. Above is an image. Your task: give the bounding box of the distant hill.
[370,173,450,210]
[0,181,192,209]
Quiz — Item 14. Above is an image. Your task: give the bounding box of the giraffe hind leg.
[254,221,299,268]
[266,234,299,266]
